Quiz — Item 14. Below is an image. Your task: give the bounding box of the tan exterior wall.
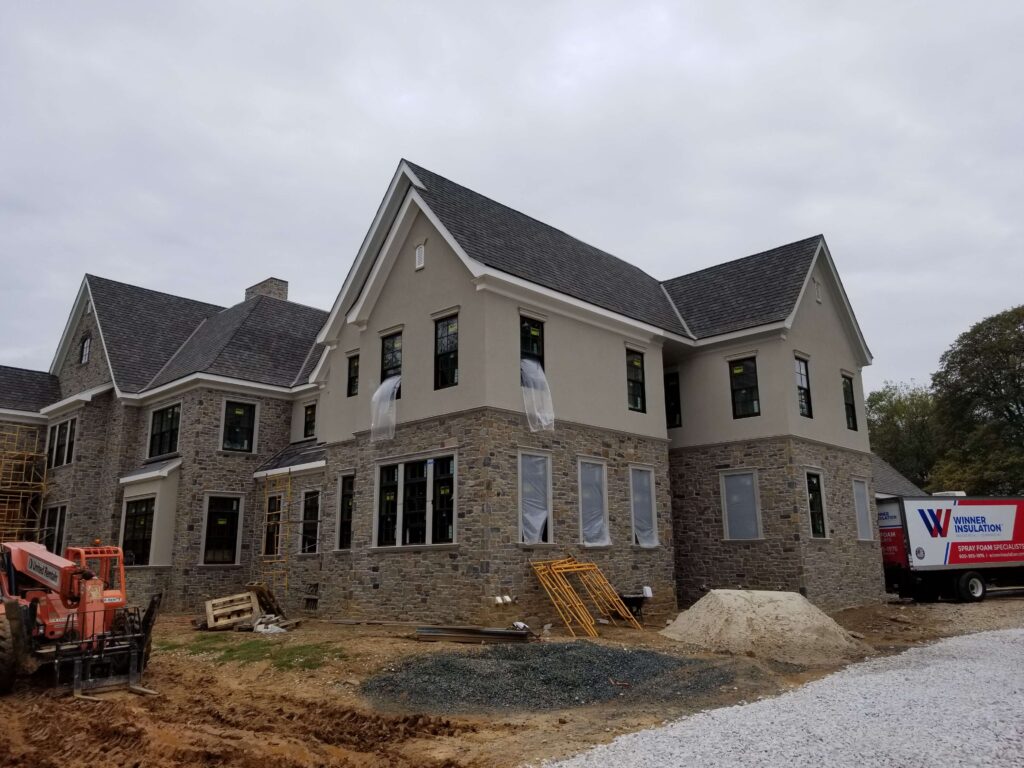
[55,300,112,397]
[290,395,319,442]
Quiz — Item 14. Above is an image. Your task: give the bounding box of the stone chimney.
[245,277,288,302]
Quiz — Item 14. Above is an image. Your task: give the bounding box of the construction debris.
[532,557,643,637]
[415,626,532,644]
[197,586,297,632]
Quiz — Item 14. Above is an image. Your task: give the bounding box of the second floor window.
[47,417,77,469]
[664,371,682,429]
[729,358,760,419]
[843,375,858,430]
[434,315,459,389]
[626,350,646,412]
[79,335,91,364]
[222,401,256,453]
[795,357,813,418]
[303,403,316,439]
[347,355,359,397]
[520,317,544,368]
[149,404,180,457]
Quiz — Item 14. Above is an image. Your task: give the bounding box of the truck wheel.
[0,613,16,694]
[957,571,986,602]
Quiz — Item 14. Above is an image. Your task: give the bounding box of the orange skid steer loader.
[0,542,161,698]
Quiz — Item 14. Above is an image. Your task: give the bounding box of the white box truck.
[880,496,1024,602]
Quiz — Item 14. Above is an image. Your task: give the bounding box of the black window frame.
[122,497,155,566]
[346,354,359,397]
[149,403,181,458]
[40,504,67,555]
[376,456,456,548]
[626,349,646,412]
[338,475,354,550]
[664,370,682,429]
[47,416,77,469]
[432,456,455,545]
[222,400,257,453]
[402,460,428,546]
[377,464,399,547]
[843,375,858,430]
[795,356,813,418]
[520,316,544,368]
[264,494,282,557]
[300,490,320,554]
[434,314,459,390]
[729,358,760,419]
[79,335,91,364]
[203,495,241,565]
[381,333,402,399]
[806,471,827,538]
[303,402,316,439]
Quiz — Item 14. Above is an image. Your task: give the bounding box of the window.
[47,417,77,469]
[664,371,681,429]
[795,357,813,418]
[381,332,401,398]
[222,401,256,452]
[264,495,282,556]
[843,375,858,430]
[519,452,551,544]
[375,456,456,547]
[630,466,658,547]
[854,479,872,540]
[203,496,241,564]
[806,472,827,538]
[729,358,760,418]
[300,490,320,553]
[303,403,316,439]
[347,355,359,397]
[149,404,180,457]
[579,460,609,546]
[434,315,459,389]
[122,497,155,566]
[520,316,544,368]
[79,336,91,364]
[721,470,761,539]
[338,476,354,549]
[626,350,646,412]
[40,504,67,554]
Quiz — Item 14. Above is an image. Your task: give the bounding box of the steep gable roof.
[661,236,822,339]
[871,454,926,497]
[0,365,61,412]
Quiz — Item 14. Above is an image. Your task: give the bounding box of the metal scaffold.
[258,472,295,597]
[0,423,48,543]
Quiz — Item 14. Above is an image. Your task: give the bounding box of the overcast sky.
[2,2,1022,393]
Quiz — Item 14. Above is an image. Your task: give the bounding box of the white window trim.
[334,471,355,551]
[119,493,157,566]
[517,449,553,545]
[804,468,829,539]
[262,492,283,556]
[628,463,659,547]
[852,477,873,541]
[41,502,69,554]
[577,457,610,546]
[372,451,458,548]
[198,492,245,565]
[720,468,763,540]
[46,415,78,468]
[298,488,322,554]
[146,400,183,459]
[219,397,261,454]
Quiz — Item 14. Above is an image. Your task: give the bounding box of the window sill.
[722,537,766,542]
[808,537,832,542]
[581,543,613,549]
[630,544,661,551]
[217,449,257,457]
[145,452,180,465]
[857,537,876,543]
[296,552,320,558]
[517,542,557,550]
[369,543,459,554]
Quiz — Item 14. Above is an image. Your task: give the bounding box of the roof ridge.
[86,273,225,311]
[203,295,266,372]
[662,234,823,286]
[141,315,211,391]
[244,293,329,316]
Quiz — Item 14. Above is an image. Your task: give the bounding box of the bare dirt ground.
[2,594,1023,768]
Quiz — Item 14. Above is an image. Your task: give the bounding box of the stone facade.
[670,435,885,612]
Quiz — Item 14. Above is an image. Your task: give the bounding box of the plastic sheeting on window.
[520,358,554,432]
[370,375,401,443]
[520,453,551,544]
[580,461,609,545]
[631,467,658,547]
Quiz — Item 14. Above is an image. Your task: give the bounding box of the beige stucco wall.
[120,469,179,567]
[290,394,319,443]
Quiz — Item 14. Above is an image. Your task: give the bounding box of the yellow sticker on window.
[732,365,745,375]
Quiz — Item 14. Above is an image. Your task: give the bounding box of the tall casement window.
[303,403,317,439]
[79,335,91,364]
[434,315,459,390]
[376,456,456,547]
[795,357,813,418]
[519,452,552,544]
[222,401,257,452]
[40,504,67,555]
[630,466,658,547]
[149,404,180,458]
[264,495,282,556]
[842,375,858,430]
[300,490,320,554]
[664,371,682,429]
[721,470,761,540]
[520,316,544,369]
[579,459,609,546]
[626,350,646,412]
[203,495,241,564]
[347,355,359,397]
[853,479,872,540]
[122,497,155,566]
[381,332,402,398]
[806,472,827,538]
[47,417,77,469]
[729,357,760,419]
[338,475,354,550]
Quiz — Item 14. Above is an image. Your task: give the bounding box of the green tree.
[866,381,938,489]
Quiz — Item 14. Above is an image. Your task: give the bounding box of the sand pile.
[661,589,870,666]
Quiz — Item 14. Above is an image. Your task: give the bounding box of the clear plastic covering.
[580,461,609,545]
[630,467,658,547]
[370,375,401,442]
[520,358,555,432]
[520,453,551,544]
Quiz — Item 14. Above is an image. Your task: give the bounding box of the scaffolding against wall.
[258,472,296,598]
[0,423,48,543]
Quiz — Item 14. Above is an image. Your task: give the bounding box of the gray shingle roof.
[661,236,822,339]
[871,454,926,497]
[0,365,61,412]
[405,162,690,337]
[256,439,327,473]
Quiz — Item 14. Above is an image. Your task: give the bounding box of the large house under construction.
[0,161,884,622]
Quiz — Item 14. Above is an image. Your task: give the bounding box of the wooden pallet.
[205,592,261,630]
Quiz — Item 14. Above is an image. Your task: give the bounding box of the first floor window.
[204,496,241,564]
[264,495,282,556]
[376,456,456,547]
[303,403,316,438]
[122,497,155,566]
[664,370,682,429]
[520,452,551,544]
[626,350,646,412]
[223,401,256,452]
[843,375,858,430]
[807,472,826,538]
[377,465,399,546]
[432,457,455,545]
[434,315,459,389]
[402,461,428,545]
[300,490,320,553]
[40,505,67,555]
[729,357,760,418]
[149,404,180,457]
[722,471,760,539]
[338,476,354,549]
[854,479,872,540]
[795,356,813,418]
[47,417,77,468]
[579,460,609,545]
[630,467,658,547]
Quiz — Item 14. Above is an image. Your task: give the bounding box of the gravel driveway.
[546,628,1024,768]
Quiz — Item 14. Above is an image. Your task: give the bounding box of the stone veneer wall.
[670,436,885,612]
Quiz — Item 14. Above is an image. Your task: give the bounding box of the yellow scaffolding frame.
[0,424,48,543]
[531,556,644,637]
[257,472,297,597]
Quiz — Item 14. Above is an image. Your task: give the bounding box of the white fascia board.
[49,277,90,375]
[689,321,789,348]
[875,492,897,500]
[120,373,316,405]
[119,459,182,485]
[310,345,332,384]
[0,408,47,425]
[252,459,327,480]
[39,383,115,417]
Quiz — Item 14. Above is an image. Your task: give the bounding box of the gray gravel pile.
[547,628,1024,767]
[362,640,707,713]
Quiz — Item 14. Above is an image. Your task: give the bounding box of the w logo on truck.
[918,508,952,538]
